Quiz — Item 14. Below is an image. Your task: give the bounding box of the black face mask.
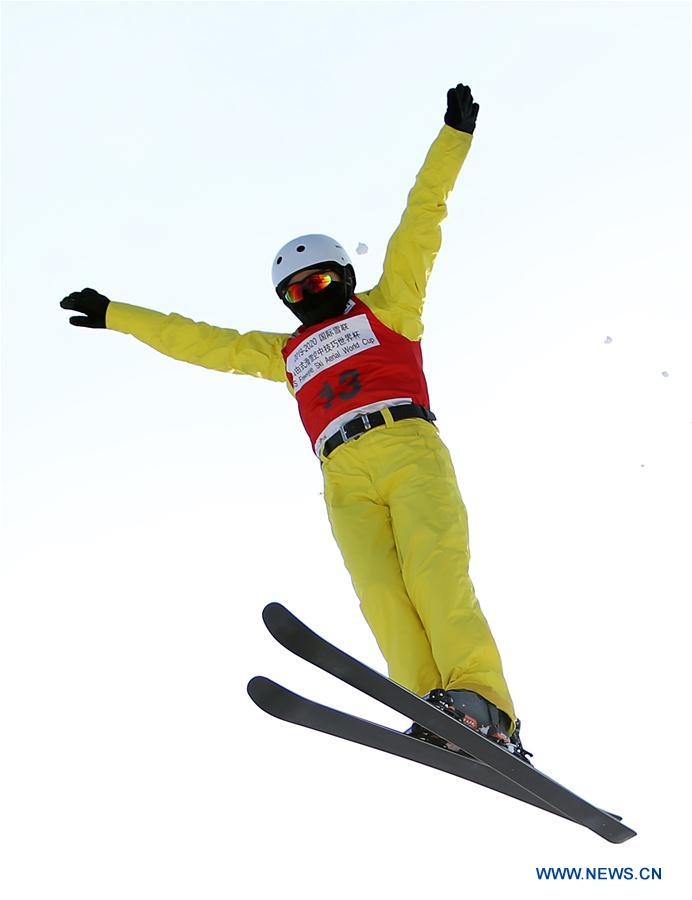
[283,279,352,328]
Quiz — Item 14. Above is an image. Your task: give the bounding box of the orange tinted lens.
[285,283,304,303]
[284,273,332,304]
[305,273,332,292]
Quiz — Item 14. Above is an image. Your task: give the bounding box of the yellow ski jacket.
[106,125,473,389]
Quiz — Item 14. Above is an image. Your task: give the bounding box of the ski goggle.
[284,272,334,304]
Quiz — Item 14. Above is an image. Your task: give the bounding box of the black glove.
[444,83,479,134]
[60,288,110,328]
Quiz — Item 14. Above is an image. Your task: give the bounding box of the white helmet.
[272,234,354,295]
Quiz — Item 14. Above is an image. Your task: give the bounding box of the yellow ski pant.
[321,416,516,727]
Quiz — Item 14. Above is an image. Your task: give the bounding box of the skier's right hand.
[60,287,110,328]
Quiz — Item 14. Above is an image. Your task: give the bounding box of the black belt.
[322,404,436,458]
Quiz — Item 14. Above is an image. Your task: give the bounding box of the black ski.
[250,603,636,844]
[248,675,580,821]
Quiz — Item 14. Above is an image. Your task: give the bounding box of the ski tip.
[246,675,265,698]
[262,602,287,623]
[247,675,277,710]
[262,603,302,636]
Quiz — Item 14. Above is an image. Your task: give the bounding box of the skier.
[60,83,529,757]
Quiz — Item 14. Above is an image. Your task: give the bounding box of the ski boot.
[405,689,533,765]
[448,690,534,764]
[404,689,467,752]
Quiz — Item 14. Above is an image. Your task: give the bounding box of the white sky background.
[1,0,691,896]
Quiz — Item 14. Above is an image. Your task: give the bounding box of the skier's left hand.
[444,83,479,134]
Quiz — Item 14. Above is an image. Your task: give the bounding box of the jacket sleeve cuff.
[106,300,160,334]
[440,123,473,148]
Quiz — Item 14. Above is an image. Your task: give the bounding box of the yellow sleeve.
[106,301,290,383]
[362,124,473,341]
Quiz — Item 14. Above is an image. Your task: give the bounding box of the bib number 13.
[319,369,362,410]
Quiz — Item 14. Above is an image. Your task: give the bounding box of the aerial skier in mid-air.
[60,82,639,840]
[60,82,529,755]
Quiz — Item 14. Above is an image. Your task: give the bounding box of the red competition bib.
[282,296,431,453]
